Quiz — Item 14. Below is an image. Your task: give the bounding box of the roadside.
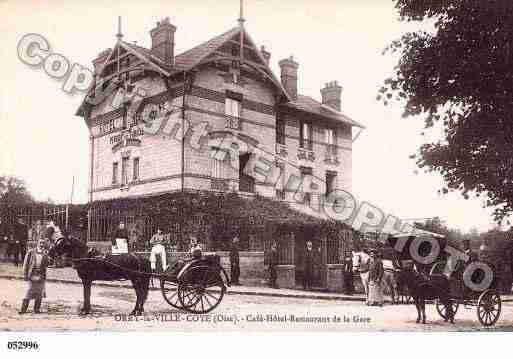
[0,261,367,302]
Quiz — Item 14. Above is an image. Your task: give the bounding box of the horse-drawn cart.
[387,233,502,327]
[430,261,502,327]
[160,254,230,314]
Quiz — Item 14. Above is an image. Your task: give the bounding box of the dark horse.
[48,236,151,316]
[396,269,455,324]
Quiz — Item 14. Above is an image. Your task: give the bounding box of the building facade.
[75,16,363,289]
[77,17,364,211]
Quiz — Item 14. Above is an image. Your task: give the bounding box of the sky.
[0,0,505,233]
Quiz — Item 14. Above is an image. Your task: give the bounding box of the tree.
[0,176,34,207]
[380,1,513,223]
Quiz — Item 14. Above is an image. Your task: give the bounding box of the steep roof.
[77,25,363,129]
[285,95,365,129]
[173,27,241,72]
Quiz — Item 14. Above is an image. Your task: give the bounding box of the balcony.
[210,179,229,191]
[276,189,286,200]
[297,147,315,162]
[225,116,240,130]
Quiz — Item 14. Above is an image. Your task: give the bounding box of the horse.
[395,268,455,324]
[48,236,151,316]
[352,251,370,299]
[352,251,398,304]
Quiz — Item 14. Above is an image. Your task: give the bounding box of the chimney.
[320,81,343,111]
[92,48,112,74]
[278,55,299,100]
[150,17,176,65]
[260,46,271,65]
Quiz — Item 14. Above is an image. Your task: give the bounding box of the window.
[225,98,240,117]
[325,128,336,154]
[300,121,313,150]
[112,162,119,184]
[300,166,313,204]
[326,171,337,196]
[121,157,129,185]
[275,162,286,200]
[276,117,285,145]
[133,157,140,181]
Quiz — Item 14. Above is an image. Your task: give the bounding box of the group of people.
[0,217,29,266]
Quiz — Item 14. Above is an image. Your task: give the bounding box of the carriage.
[387,233,502,327]
[158,254,230,314]
[428,260,502,327]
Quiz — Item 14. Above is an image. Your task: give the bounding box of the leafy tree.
[0,176,34,207]
[380,1,513,223]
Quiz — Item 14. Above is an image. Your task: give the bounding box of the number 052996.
[7,341,39,350]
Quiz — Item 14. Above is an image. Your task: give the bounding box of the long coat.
[23,249,49,281]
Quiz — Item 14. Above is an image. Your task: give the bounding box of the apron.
[25,252,46,300]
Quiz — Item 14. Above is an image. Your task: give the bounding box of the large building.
[75,15,363,288]
[77,16,363,211]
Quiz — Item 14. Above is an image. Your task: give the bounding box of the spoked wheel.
[477,289,501,327]
[161,279,184,310]
[436,299,459,320]
[160,265,185,310]
[178,265,226,314]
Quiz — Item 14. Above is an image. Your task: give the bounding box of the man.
[111,221,129,255]
[230,236,241,285]
[0,219,11,261]
[367,249,384,306]
[13,217,29,265]
[20,238,49,314]
[303,240,314,290]
[343,253,354,295]
[150,229,167,273]
[462,239,477,262]
[268,242,279,289]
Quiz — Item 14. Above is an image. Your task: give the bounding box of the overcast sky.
[0,0,504,233]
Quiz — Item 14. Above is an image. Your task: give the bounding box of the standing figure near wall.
[111,221,129,255]
[268,242,279,289]
[230,236,241,285]
[303,240,314,290]
[150,229,167,273]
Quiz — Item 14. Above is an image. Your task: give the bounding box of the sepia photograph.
[1,0,513,348]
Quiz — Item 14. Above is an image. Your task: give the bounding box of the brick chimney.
[150,17,176,65]
[92,48,112,74]
[260,46,271,65]
[320,81,343,111]
[278,56,299,100]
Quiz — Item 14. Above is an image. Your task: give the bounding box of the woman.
[367,249,384,306]
[19,238,49,314]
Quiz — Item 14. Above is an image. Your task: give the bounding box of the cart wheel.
[436,299,459,320]
[477,289,501,327]
[161,279,184,309]
[178,266,226,314]
[160,265,184,310]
